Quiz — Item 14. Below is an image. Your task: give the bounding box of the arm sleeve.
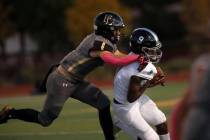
[100,51,139,66]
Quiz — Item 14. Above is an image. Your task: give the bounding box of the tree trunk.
[0,39,7,61]
[18,30,26,65]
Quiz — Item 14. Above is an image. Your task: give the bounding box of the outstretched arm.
[100,51,139,66]
[89,40,140,66]
[90,50,139,66]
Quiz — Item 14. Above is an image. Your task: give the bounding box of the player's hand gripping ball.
[149,67,165,87]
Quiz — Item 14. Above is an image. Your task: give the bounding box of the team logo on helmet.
[103,15,113,25]
[138,36,144,43]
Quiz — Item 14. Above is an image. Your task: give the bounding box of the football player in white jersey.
[112,28,170,140]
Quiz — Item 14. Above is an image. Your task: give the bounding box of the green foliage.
[66,0,133,45]
[183,0,210,26]
[1,0,74,52]
[121,0,186,40]
[0,1,15,40]
[119,0,188,58]
[164,57,192,73]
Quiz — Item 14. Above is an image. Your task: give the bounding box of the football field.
[0,82,187,140]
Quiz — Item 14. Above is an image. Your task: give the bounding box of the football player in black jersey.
[0,11,140,140]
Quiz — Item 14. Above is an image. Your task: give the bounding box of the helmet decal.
[138,36,144,43]
[103,14,113,25]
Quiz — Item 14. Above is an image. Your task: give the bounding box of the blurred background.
[0,0,210,139]
[0,0,210,90]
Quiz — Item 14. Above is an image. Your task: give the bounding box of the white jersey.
[113,62,157,104]
[113,61,169,140]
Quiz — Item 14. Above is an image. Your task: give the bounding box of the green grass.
[0,82,187,140]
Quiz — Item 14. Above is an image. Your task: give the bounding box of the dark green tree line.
[0,0,73,54]
[119,0,188,59]
[0,0,73,84]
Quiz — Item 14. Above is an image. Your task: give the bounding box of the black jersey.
[60,33,117,79]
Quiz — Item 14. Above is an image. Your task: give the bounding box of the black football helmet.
[94,11,125,44]
[129,28,162,63]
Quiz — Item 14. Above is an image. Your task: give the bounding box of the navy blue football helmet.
[129,28,162,63]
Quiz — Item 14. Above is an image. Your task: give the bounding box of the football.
[150,66,165,87]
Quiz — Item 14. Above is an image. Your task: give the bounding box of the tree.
[65,0,133,46]
[4,0,73,53]
[182,0,210,55]
[0,1,16,59]
[183,0,210,27]
[0,0,74,84]
[120,0,186,40]
[119,0,188,59]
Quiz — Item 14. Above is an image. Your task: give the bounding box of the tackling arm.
[90,50,139,66]
[100,51,139,66]
[89,40,140,66]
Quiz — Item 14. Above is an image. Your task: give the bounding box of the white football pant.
[112,94,166,140]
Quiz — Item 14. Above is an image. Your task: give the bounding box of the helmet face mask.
[94,12,125,44]
[142,45,162,63]
[111,27,122,43]
[129,28,163,63]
